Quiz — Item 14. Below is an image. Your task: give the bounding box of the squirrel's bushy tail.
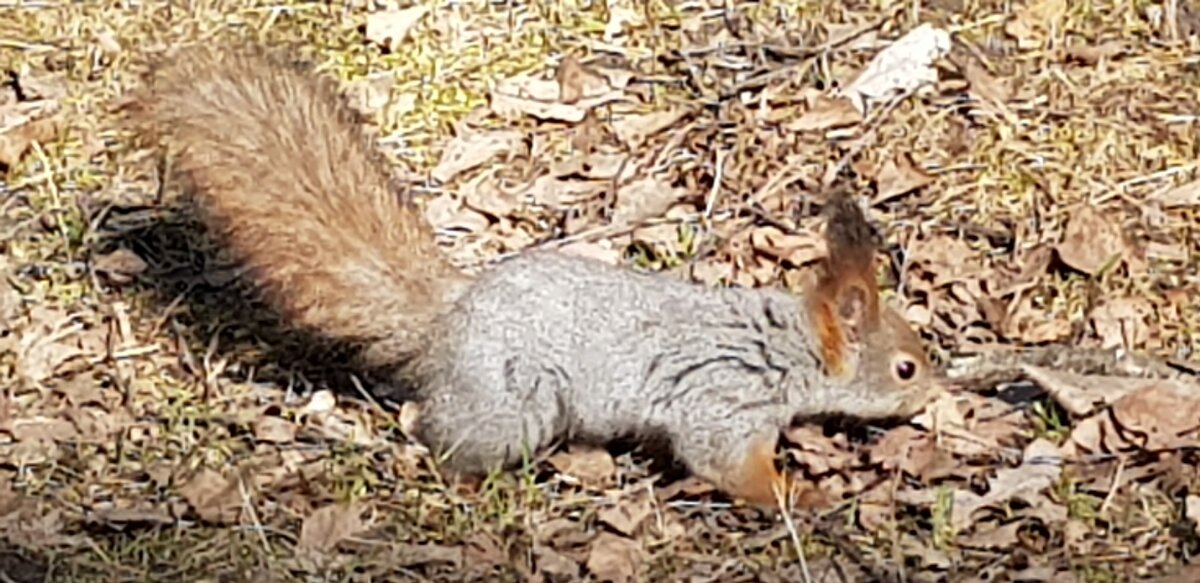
[124,44,469,366]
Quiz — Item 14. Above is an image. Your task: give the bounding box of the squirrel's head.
[802,192,941,419]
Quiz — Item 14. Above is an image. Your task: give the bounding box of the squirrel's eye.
[894,359,917,381]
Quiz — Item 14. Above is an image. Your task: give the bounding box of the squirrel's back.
[124,44,469,366]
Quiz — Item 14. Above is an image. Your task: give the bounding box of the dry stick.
[944,345,1198,393]
[725,11,898,96]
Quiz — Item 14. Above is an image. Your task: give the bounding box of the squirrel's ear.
[834,280,872,338]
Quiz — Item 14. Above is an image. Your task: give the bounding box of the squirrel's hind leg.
[413,362,567,477]
[670,411,790,508]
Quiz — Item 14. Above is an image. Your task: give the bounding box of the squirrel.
[121,43,942,507]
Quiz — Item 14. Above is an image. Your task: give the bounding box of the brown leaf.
[364,6,429,51]
[555,54,610,105]
[612,109,688,149]
[958,520,1023,550]
[585,532,643,583]
[559,241,622,265]
[14,70,66,102]
[867,426,957,482]
[908,234,981,285]
[551,150,630,181]
[524,174,606,209]
[178,469,243,524]
[612,176,687,225]
[92,247,148,285]
[1063,41,1127,65]
[431,129,523,184]
[253,414,296,444]
[1109,381,1200,450]
[423,194,490,233]
[297,503,367,553]
[784,425,852,475]
[398,401,421,437]
[1055,204,1126,275]
[951,438,1063,530]
[1004,295,1072,343]
[534,545,580,578]
[785,94,863,132]
[394,543,464,568]
[873,152,935,204]
[1022,366,1153,417]
[1148,178,1200,208]
[749,226,825,267]
[548,446,616,487]
[1004,0,1067,49]
[1089,297,1152,349]
[597,494,653,536]
[0,101,62,170]
[10,417,77,442]
[14,311,91,385]
[491,73,624,123]
[461,172,521,218]
[960,57,1013,106]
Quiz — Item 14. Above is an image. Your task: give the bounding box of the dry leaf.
[559,241,622,265]
[253,414,297,444]
[1021,366,1151,417]
[364,6,429,51]
[785,426,852,475]
[586,532,643,583]
[10,417,77,442]
[423,194,490,233]
[1005,0,1068,49]
[548,446,616,486]
[14,313,91,385]
[432,129,523,184]
[534,545,580,578]
[491,73,624,123]
[556,55,610,105]
[0,101,62,170]
[523,175,605,209]
[843,23,951,114]
[178,469,243,524]
[612,176,687,225]
[749,226,825,267]
[958,520,1024,550]
[301,390,337,416]
[873,152,935,204]
[1089,297,1152,349]
[461,172,521,218]
[960,57,1013,106]
[1063,41,1127,65]
[597,494,653,536]
[1148,178,1200,208]
[297,503,367,553]
[867,426,956,482]
[394,543,464,568]
[908,234,981,285]
[612,109,688,148]
[1055,205,1125,275]
[92,247,148,285]
[951,438,1062,530]
[785,94,863,132]
[1109,381,1200,450]
[398,401,421,437]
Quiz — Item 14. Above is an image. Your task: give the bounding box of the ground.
[1,1,1200,582]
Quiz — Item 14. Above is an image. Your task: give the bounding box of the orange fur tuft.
[720,436,790,507]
